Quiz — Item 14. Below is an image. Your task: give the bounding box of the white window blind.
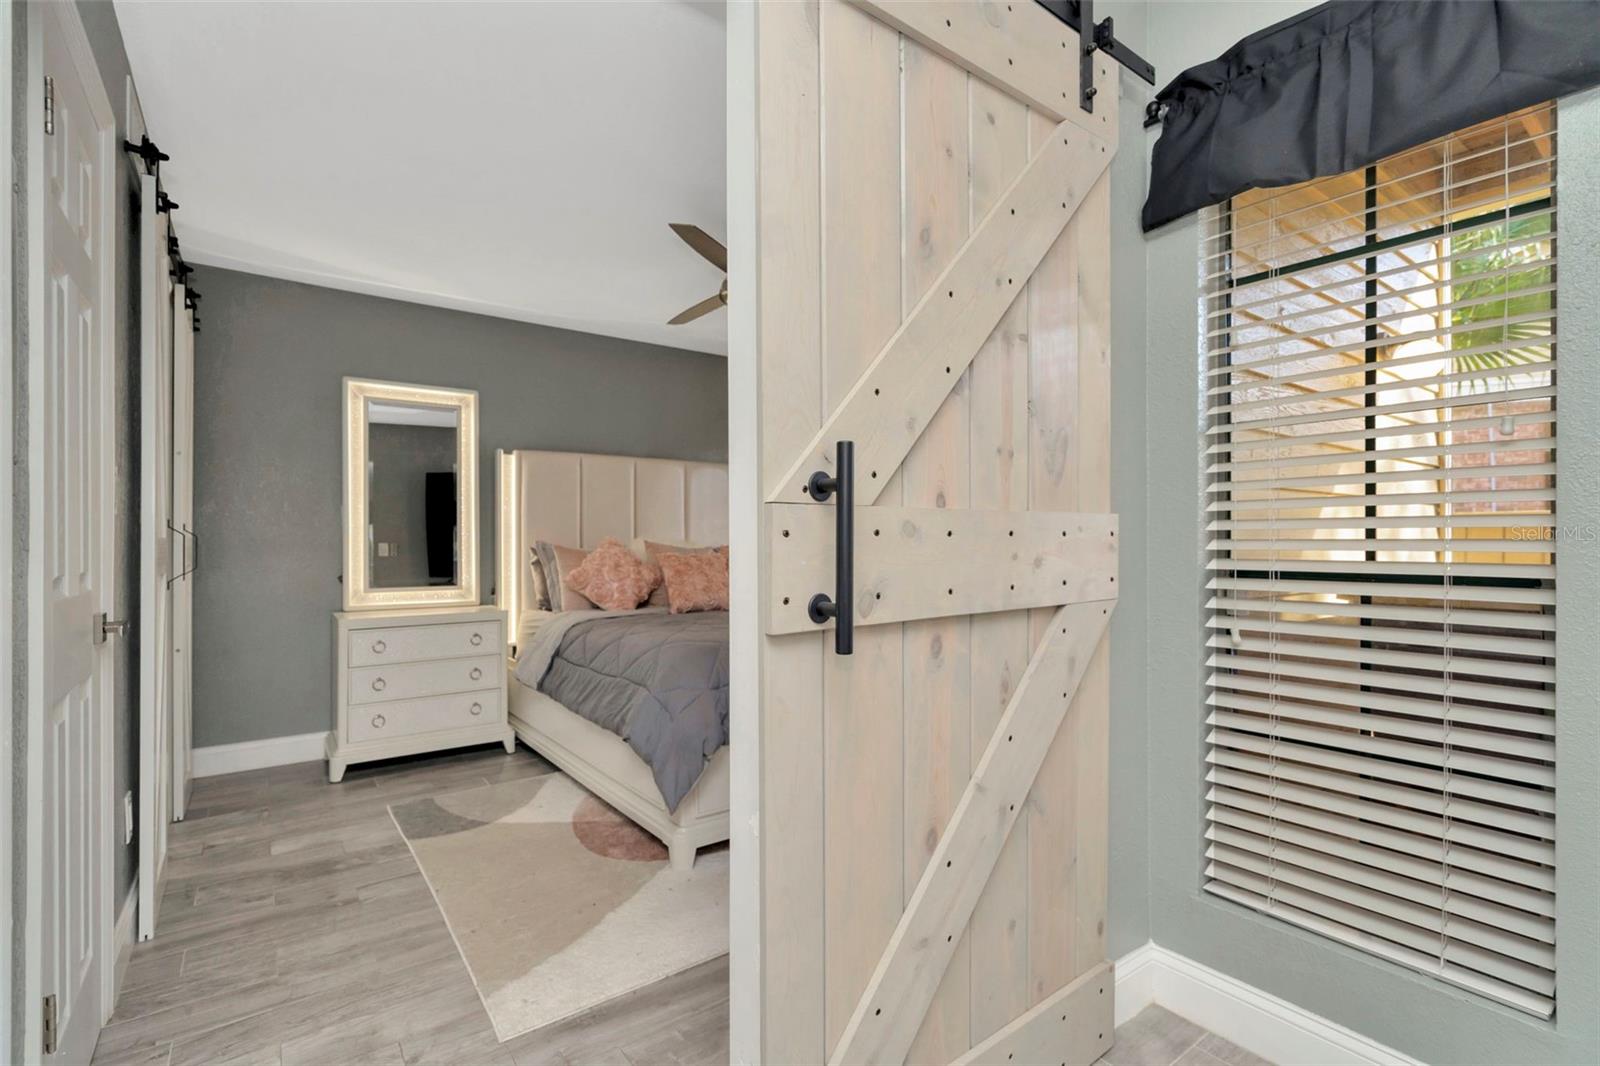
[1202,103,1557,1017]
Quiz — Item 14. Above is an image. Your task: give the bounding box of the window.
[1202,103,1557,1017]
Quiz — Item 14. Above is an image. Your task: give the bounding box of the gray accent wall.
[189,267,727,747]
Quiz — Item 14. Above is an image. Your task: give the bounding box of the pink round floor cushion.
[657,548,729,614]
[562,537,660,611]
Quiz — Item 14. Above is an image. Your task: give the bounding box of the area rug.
[389,772,728,1041]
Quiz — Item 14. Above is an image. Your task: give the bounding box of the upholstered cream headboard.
[495,449,728,639]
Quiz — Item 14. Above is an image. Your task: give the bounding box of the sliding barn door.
[731,3,1118,1062]
[171,284,196,819]
[137,173,175,940]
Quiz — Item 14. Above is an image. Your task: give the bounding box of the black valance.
[1141,0,1600,232]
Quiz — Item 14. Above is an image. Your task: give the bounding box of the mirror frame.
[342,377,479,610]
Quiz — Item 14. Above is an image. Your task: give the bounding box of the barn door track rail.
[123,134,202,332]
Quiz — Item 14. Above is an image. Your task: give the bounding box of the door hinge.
[42,994,58,1055]
[43,75,55,136]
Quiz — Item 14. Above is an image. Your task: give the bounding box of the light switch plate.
[123,791,134,844]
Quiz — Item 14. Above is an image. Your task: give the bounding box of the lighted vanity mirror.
[342,378,479,610]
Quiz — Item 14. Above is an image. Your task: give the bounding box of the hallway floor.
[91,745,1267,1066]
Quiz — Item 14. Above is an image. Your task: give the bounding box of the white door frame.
[22,0,121,1055]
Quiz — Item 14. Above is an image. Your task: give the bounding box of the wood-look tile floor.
[91,744,1266,1066]
[92,745,727,1066]
[1097,1006,1273,1066]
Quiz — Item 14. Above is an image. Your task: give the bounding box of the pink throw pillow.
[563,537,657,611]
[641,540,720,607]
[657,549,729,614]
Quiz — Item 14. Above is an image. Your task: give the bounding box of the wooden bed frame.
[494,448,729,870]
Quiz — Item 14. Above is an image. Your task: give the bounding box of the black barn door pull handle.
[806,440,854,655]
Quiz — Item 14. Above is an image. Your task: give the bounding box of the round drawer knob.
[470,702,483,716]
[371,714,386,729]
[371,677,387,692]
[469,667,483,681]
[469,632,483,647]
[372,639,386,654]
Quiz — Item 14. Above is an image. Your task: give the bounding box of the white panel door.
[137,172,175,941]
[171,286,195,819]
[32,2,116,1059]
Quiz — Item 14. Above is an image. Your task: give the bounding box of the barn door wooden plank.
[1024,106,1085,1006]
[765,505,1117,632]
[751,2,826,1060]
[900,38,973,1065]
[1071,173,1114,978]
[965,71,1034,1046]
[849,0,1118,137]
[767,123,1112,504]
[819,0,907,1054]
[829,600,1115,1066]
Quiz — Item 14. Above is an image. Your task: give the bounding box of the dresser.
[328,606,512,782]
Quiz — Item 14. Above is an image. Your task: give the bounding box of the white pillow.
[516,609,556,652]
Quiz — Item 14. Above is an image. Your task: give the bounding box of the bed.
[494,449,730,870]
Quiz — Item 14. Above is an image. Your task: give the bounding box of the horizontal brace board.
[950,961,1114,1066]
[849,0,1115,136]
[765,504,1117,634]
[767,121,1113,505]
[830,600,1116,1065]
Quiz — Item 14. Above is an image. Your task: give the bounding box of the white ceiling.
[113,0,728,356]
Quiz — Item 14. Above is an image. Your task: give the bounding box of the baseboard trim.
[1114,943,1422,1066]
[111,880,137,1017]
[192,731,331,778]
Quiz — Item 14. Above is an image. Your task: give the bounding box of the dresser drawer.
[347,690,503,744]
[349,654,502,706]
[349,619,503,667]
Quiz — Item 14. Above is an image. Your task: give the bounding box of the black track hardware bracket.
[1035,0,1156,114]
[122,134,169,174]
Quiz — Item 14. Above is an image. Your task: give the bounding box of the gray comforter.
[513,608,728,812]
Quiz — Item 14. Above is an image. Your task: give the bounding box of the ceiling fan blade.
[668,292,726,325]
[669,223,727,273]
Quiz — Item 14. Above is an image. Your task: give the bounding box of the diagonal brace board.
[767,120,1112,505]
[950,961,1114,1066]
[766,503,1116,633]
[829,599,1117,1066]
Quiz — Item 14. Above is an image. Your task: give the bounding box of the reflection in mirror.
[343,378,477,610]
[365,401,459,589]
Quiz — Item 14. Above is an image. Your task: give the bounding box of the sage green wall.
[1100,0,1153,962]
[1134,3,1600,1061]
